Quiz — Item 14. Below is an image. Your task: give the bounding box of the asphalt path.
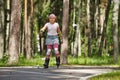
[0,66,117,80]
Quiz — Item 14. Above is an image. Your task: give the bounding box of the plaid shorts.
[45,35,59,45]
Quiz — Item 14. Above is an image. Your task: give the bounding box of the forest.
[0,0,120,65]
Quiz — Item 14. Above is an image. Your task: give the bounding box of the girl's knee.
[54,48,59,54]
[46,49,51,55]
[54,48,60,58]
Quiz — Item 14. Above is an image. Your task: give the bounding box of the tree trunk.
[71,0,76,56]
[86,0,92,57]
[94,0,100,39]
[61,0,69,64]
[93,0,100,55]
[24,0,33,59]
[98,0,111,56]
[8,0,22,64]
[30,0,34,56]
[24,0,27,57]
[4,0,11,54]
[77,0,81,56]
[72,0,82,57]
[0,0,4,59]
[113,0,119,63]
[97,0,106,56]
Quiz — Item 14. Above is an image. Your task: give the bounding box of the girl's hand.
[40,28,45,32]
[40,28,45,37]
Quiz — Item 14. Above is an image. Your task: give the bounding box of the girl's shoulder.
[45,22,50,26]
[45,22,59,26]
[54,22,59,26]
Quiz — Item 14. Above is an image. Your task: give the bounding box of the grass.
[18,55,57,66]
[0,54,58,67]
[0,55,120,67]
[68,55,119,66]
[88,70,120,80]
[0,55,120,80]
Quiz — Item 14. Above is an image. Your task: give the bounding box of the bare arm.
[40,25,47,32]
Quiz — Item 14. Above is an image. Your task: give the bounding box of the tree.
[94,0,100,39]
[4,0,11,54]
[24,0,34,59]
[61,0,69,64]
[112,0,119,63]
[8,0,22,64]
[86,0,92,57]
[98,0,111,56]
[72,0,81,57]
[0,0,4,59]
[71,0,76,56]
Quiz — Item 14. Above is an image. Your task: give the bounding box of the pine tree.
[8,0,22,64]
[61,0,69,64]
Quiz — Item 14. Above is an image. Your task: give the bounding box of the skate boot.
[43,58,50,69]
[56,57,60,68]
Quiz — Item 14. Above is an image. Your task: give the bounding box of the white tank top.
[45,22,59,35]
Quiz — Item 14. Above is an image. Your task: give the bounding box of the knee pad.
[46,49,51,55]
[54,48,59,54]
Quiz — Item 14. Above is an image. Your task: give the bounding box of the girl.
[40,14,63,68]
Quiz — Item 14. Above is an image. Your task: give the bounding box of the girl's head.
[48,14,57,23]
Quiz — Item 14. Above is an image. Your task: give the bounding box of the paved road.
[0,66,116,80]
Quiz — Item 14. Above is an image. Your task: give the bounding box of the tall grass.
[18,55,57,66]
[68,55,119,66]
[0,55,120,67]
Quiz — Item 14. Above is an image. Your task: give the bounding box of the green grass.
[89,71,120,80]
[0,55,120,67]
[0,55,119,80]
[68,56,119,66]
[0,54,57,67]
[18,55,57,66]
